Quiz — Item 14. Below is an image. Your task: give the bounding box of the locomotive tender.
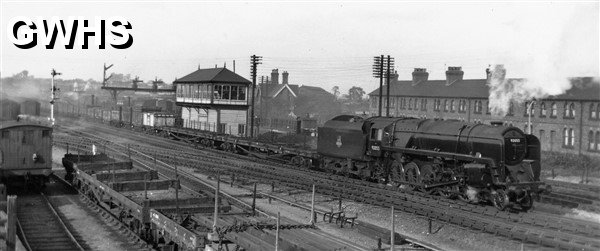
[318,115,543,210]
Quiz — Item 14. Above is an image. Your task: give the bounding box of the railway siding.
[57,122,600,251]
[56,135,365,250]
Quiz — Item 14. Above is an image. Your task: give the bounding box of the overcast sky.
[1,0,598,94]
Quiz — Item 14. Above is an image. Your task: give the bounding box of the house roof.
[174,68,250,85]
[259,84,300,98]
[270,84,299,98]
[368,77,599,101]
[298,85,334,97]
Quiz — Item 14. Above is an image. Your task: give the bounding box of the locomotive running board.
[381,146,497,166]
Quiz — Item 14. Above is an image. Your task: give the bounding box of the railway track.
[17,193,85,251]
[55,129,367,250]
[55,121,600,250]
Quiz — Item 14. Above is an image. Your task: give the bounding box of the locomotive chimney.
[412,68,428,86]
[271,69,279,85]
[282,71,289,85]
[445,66,464,86]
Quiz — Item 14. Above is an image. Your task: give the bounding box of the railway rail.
[17,192,85,251]
[56,120,600,250]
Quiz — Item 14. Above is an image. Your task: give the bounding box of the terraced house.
[368,67,600,157]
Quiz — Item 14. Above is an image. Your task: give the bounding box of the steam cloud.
[486,5,599,117]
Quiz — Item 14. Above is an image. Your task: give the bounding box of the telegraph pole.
[249,55,262,138]
[373,55,384,116]
[385,55,395,117]
[50,69,61,126]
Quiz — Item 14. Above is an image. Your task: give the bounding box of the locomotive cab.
[365,117,398,157]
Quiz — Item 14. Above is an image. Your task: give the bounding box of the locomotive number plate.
[510,139,521,143]
[371,145,380,151]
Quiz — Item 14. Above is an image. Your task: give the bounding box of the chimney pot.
[271,69,279,84]
[412,68,429,85]
[445,66,464,86]
[282,71,289,85]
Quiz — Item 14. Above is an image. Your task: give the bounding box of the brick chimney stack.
[445,66,464,86]
[282,71,289,85]
[412,68,428,85]
[271,69,279,85]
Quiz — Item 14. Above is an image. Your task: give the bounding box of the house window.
[590,103,597,119]
[596,131,600,151]
[564,128,575,147]
[458,100,466,113]
[539,130,545,145]
[550,130,556,151]
[551,103,557,117]
[474,101,482,114]
[589,130,595,150]
[569,103,576,118]
[540,102,546,117]
[525,102,535,116]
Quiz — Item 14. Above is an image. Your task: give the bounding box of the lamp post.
[527,98,536,134]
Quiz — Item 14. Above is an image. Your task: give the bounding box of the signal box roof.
[174,67,251,85]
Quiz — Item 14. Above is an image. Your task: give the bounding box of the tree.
[348,86,365,103]
[332,86,340,100]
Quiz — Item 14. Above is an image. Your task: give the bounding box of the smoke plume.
[487,5,599,116]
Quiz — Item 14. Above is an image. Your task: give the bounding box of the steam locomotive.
[317,115,544,210]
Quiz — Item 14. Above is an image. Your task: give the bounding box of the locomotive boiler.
[318,115,544,210]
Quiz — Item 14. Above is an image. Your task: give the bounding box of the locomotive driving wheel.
[373,161,388,184]
[403,162,421,190]
[420,164,437,185]
[389,160,403,187]
[492,189,510,211]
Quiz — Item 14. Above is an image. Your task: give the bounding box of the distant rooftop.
[369,77,599,101]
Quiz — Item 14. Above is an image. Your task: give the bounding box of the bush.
[542,151,600,172]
